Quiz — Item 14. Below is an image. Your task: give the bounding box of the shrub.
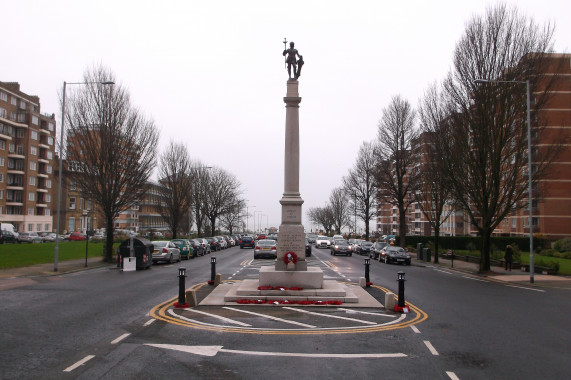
[466,242,476,253]
[511,244,522,262]
[553,238,571,253]
[535,257,559,272]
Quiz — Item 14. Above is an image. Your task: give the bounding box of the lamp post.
[254,210,263,233]
[475,78,534,283]
[82,210,90,267]
[246,205,255,233]
[54,80,114,272]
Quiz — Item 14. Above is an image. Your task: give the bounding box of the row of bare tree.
[307,4,565,271]
[64,66,244,262]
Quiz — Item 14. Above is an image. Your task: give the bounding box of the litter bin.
[423,248,431,262]
[119,237,154,269]
[417,243,424,261]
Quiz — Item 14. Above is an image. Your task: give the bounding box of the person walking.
[504,245,514,271]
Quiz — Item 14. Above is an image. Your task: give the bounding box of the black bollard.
[210,256,216,284]
[451,250,455,269]
[364,258,371,287]
[397,271,406,307]
[178,267,187,306]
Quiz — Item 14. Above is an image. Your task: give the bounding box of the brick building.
[0,82,57,233]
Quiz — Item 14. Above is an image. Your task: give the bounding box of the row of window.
[1,206,51,217]
[0,124,54,144]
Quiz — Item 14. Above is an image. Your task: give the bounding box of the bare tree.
[329,187,350,234]
[202,167,242,235]
[342,141,377,241]
[374,96,420,248]
[156,141,193,239]
[307,206,334,235]
[220,197,246,234]
[438,4,561,271]
[189,162,210,237]
[65,64,158,262]
[416,83,456,263]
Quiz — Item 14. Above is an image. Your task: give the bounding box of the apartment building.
[0,81,56,233]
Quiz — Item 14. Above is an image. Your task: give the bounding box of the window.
[47,137,54,146]
[8,143,14,153]
[47,151,53,159]
[69,197,76,210]
[0,92,7,101]
[31,130,38,140]
[31,116,39,125]
[46,165,52,174]
[46,194,51,202]
[70,181,76,190]
[10,97,16,106]
[0,157,4,166]
[17,114,26,123]
[0,190,3,199]
[69,217,75,232]
[45,209,50,216]
[19,100,26,110]
[0,174,3,183]
[0,140,4,150]
[29,176,36,186]
[28,223,33,231]
[30,146,37,155]
[44,224,49,231]
[48,122,54,132]
[16,145,23,155]
[0,107,6,118]
[30,161,36,170]
[28,208,34,216]
[46,179,51,188]
[28,192,35,201]
[36,224,41,232]
[87,200,92,210]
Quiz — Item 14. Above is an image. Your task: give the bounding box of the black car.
[240,236,255,249]
[0,230,18,244]
[330,239,352,256]
[206,237,221,252]
[305,238,312,257]
[382,246,411,265]
[370,242,388,260]
[356,241,374,256]
[189,239,206,257]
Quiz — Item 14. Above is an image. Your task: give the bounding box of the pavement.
[1,254,570,290]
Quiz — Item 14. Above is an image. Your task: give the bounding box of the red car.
[69,232,86,241]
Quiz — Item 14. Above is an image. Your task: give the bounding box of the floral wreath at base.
[393,304,410,313]
[283,251,298,265]
[257,286,305,291]
[235,299,342,305]
[207,280,215,285]
[173,302,190,308]
[366,282,374,287]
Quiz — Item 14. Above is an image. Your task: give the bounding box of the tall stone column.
[276,79,306,271]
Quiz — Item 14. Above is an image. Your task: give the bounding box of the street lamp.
[82,210,90,267]
[246,205,255,233]
[254,210,263,233]
[54,80,114,272]
[475,78,534,283]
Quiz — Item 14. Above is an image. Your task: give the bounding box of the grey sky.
[3,0,569,232]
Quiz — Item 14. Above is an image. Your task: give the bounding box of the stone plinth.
[259,266,323,289]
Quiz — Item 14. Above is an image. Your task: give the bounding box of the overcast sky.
[2,0,569,233]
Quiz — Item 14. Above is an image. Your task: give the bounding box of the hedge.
[401,235,547,253]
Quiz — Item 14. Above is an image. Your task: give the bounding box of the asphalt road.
[0,244,569,379]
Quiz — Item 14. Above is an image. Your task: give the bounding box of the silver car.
[254,239,277,259]
[151,241,181,263]
[18,232,42,243]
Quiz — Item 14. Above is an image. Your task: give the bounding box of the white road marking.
[283,307,378,325]
[337,308,397,318]
[63,355,95,372]
[462,276,489,282]
[410,325,421,333]
[223,307,316,328]
[446,371,460,380]
[424,340,439,355]
[434,269,454,275]
[506,285,545,292]
[145,344,407,358]
[111,333,131,344]
[143,319,156,326]
[179,308,252,327]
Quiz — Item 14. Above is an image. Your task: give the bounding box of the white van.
[1,223,18,237]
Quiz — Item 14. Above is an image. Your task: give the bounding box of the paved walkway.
[413,253,571,289]
[0,257,114,279]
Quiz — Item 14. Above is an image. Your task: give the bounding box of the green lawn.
[0,242,117,269]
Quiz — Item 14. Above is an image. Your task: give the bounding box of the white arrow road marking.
[462,276,489,282]
[223,307,316,328]
[506,285,545,292]
[144,344,408,358]
[170,308,251,327]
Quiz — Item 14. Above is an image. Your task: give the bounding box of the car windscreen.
[153,241,168,248]
[257,240,276,246]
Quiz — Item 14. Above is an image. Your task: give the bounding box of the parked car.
[254,239,277,259]
[196,238,211,254]
[306,234,317,244]
[305,238,312,257]
[240,235,256,249]
[267,234,278,241]
[257,234,267,240]
[215,236,228,249]
[354,241,373,256]
[171,239,192,260]
[381,246,411,265]
[42,233,57,242]
[18,232,43,244]
[370,242,388,260]
[330,239,352,256]
[206,237,221,252]
[151,241,181,263]
[0,230,18,244]
[69,232,86,241]
[315,236,331,249]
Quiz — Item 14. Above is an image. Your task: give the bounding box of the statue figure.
[283,40,302,80]
[296,55,304,79]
